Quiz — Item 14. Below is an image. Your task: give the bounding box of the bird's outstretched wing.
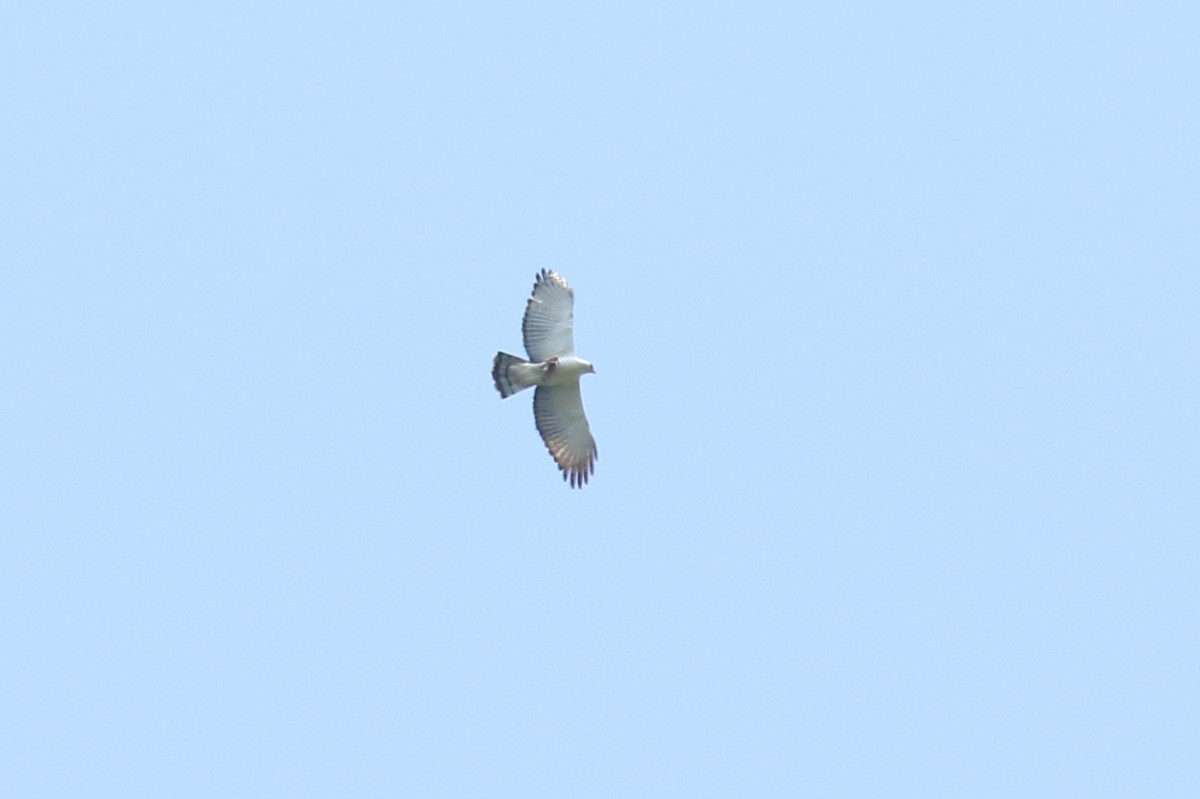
[522,269,575,362]
[533,383,597,488]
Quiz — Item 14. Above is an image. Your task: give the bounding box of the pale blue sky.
[2,2,1198,796]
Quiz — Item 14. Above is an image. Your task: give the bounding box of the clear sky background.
[2,2,1197,796]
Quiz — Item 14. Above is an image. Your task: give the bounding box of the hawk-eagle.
[492,270,598,488]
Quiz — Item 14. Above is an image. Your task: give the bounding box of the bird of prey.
[492,270,598,488]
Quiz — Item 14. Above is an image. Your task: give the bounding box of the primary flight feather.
[492,270,598,488]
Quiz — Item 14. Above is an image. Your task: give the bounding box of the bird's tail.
[493,352,532,398]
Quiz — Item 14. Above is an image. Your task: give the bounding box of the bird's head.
[586,361,597,375]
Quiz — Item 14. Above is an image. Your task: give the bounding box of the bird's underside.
[492,270,598,488]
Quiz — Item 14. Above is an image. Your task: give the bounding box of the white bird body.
[506,355,595,389]
[492,270,598,488]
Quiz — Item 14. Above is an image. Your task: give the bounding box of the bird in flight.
[493,270,598,488]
